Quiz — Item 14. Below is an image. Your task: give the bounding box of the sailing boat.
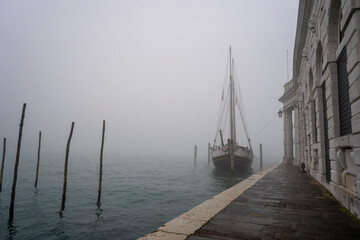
[211,47,253,171]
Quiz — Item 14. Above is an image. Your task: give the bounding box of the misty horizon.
[0,1,298,163]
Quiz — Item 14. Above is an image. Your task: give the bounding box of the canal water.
[0,153,276,239]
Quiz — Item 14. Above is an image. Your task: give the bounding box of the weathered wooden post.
[208,142,211,164]
[9,103,26,222]
[230,140,235,172]
[61,122,75,212]
[34,131,42,188]
[260,143,263,166]
[194,144,197,164]
[97,120,105,206]
[0,138,6,192]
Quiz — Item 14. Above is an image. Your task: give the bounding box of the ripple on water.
[0,155,277,239]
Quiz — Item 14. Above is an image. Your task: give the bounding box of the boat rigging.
[211,46,253,171]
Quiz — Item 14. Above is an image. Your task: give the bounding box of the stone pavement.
[188,164,360,240]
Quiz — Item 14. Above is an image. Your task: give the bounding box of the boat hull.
[211,146,253,170]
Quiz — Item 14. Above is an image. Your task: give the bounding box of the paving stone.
[188,164,360,239]
[138,231,187,240]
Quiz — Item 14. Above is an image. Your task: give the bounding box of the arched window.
[315,42,323,86]
[328,0,341,50]
[323,0,342,182]
[328,0,352,136]
[339,7,344,43]
[309,69,317,143]
[309,69,314,99]
[314,42,322,144]
[337,47,352,136]
[336,6,352,136]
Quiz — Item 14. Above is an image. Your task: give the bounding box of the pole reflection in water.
[7,222,17,240]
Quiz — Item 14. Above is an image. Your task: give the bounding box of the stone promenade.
[188,164,360,239]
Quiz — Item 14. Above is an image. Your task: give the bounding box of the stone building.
[279,0,360,217]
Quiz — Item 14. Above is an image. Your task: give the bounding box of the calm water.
[0,153,274,239]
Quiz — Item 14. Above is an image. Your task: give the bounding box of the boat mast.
[219,129,225,147]
[229,47,236,145]
[232,59,236,145]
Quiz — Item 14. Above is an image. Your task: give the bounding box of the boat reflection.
[210,166,262,189]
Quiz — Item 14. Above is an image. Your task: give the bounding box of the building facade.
[279,0,360,217]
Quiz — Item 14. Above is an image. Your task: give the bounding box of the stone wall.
[279,0,360,218]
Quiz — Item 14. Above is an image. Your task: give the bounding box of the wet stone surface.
[188,164,360,240]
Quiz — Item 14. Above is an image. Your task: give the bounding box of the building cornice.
[293,0,312,81]
[279,87,296,104]
[279,79,297,104]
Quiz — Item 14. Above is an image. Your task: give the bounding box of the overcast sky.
[0,0,298,162]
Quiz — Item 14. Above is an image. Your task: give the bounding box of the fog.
[0,0,298,162]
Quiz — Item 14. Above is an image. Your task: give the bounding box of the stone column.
[283,109,294,164]
[293,107,300,166]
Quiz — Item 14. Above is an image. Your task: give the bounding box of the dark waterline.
[0,155,276,239]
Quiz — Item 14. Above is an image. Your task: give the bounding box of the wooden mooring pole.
[260,143,263,166]
[208,142,211,164]
[228,139,235,172]
[34,131,42,188]
[0,138,6,192]
[61,122,75,212]
[97,120,105,206]
[194,144,197,164]
[9,103,26,222]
